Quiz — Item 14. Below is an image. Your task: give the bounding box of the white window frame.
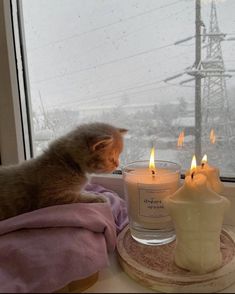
[0,0,34,165]
[0,0,25,165]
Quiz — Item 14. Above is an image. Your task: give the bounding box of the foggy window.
[16,0,235,176]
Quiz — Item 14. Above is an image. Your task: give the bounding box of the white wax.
[197,162,224,193]
[164,174,230,274]
[185,162,224,194]
[124,168,180,229]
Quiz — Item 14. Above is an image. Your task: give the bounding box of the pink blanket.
[0,184,128,293]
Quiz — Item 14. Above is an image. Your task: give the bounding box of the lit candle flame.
[149,147,155,170]
[210,129,216,144]
[201,154,207,163]
[201,154,207,168]
[190,155,197,179]
[177,131,184,147]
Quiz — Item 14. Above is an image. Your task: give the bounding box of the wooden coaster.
[117,226,235,293]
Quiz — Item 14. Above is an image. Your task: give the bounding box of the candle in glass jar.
[123,148,181,245]
[124,166,180,228]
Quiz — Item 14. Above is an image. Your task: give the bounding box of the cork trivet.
[117,225,235,293]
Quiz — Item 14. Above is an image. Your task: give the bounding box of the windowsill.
[90,174,124,198]
[84,227,235,293]
[88,174,235,293]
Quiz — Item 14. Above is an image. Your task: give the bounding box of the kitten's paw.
[91,195,107,203]
[79,192,107,203]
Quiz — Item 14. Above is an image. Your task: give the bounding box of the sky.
[21,0,235,113]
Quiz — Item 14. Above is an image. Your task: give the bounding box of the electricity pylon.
[164,0,235,166]
[201,0,233,148]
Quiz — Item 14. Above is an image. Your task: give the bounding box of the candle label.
[138,184,171,218]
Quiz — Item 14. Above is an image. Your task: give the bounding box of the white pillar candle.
[164,172,230,274]
[185,154,224,193]
[197,154,224,193]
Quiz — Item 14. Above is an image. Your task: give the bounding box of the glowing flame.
[149,147,155,170]
[201,154,208,164]
[177,131,185,147]
[210,129,216,144]
[190,155,197,172]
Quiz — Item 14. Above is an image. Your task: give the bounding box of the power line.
[45,83,174,111]
[51,69,192,107]
[55,4,193,71]
[31,42,175,84]
[117,5,193,42]
[29,4,193,87]
[28,0,183,52]
[41,46,193,98]
[43,78,165,110]
[65,80,165,106]
[43,64,192,110]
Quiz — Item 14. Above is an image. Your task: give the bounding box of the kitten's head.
[62,122,128,174]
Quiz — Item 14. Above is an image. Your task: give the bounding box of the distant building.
[172,116,195,136]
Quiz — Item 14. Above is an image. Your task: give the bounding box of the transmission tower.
[201,0,233,148]
[164,0,235,168]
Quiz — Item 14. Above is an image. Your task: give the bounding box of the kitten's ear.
[91,135,113,151]
[119,128,128,135]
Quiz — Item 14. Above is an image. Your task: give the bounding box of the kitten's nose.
[115,160,119,167]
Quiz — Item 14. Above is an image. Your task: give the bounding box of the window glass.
[20,0,235,176]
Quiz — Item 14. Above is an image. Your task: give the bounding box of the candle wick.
[191,171,195,179]
[201,163,205,168]
[151,169,156,177]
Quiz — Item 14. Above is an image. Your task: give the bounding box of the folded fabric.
[84,183,128,234]
[0,183,128,293]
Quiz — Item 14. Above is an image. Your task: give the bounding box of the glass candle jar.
[123,160,181,246]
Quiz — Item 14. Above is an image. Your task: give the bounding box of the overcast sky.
[21,0,235,113]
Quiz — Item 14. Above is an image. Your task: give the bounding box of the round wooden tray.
[117,225,235,293]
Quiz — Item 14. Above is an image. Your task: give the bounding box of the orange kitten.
[0,122,127,221]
